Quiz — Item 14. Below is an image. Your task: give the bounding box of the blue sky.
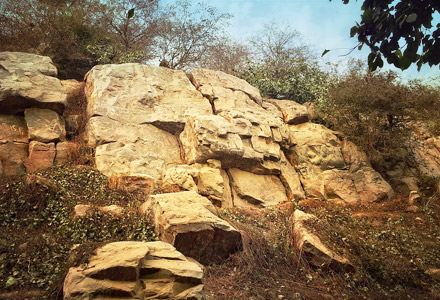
[180,0,440,81]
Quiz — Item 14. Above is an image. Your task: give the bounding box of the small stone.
[428,269,440,281]
[406,205,419,213]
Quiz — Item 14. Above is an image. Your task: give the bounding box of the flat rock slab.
[24,108,66,143]
[64,241,205,300]
[0,52,66,114]
[229,168,288,207]
[139,191,242,265]
[291,210,353,271]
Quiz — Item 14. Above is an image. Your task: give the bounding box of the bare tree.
[199,37,251,74]
[153,0,232,70]
[102,0,162,59]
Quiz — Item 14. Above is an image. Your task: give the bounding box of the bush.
[317,62,440,171]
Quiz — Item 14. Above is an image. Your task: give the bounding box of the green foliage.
[0,166,155,298]
[304,205,440,297]
[335,0,440,70]
[238,57,331,103]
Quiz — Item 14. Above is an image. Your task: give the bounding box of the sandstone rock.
[24,141,55,172]
[289,123,393,203]
[291,210,353,271]
[179,116,281,174]
[267,99,309,125]
[0,115,29,175]
[408,191,421,206]
[24,108,66,143]
[189,68,262,106]
[385,162,419,195]
[0,142,28,175]
[139,191,242,264]
[55,141,78,164]
[229,168,288,207]
[63,241,205,300]
[351,167,394,203]
[428,268,440,281]
[89,118,182,180]
[412,138,440,179]
[279,152,305,200]
[290,122,346,170]
[73,204,94,218]
[0,52,66,114]
[85,64,212,135]
[73,204,124,218]
[108,174,156,195]
[406,205,419,213]
[161,161,228,206]
[0,115,28,143]
[322,170,361,204]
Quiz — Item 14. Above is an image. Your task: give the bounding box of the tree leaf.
[350,26,358,37]
[321,49,330,57]
[6,277,16,287]
[399,56,411,70]
[127,8,135,19]
[406,13,417,23]
[368,52,376,66]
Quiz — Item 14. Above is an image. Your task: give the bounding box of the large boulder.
[84,64,211,181]
[24,108,66,143]
[63,241,205,300]
[161,160,232,207]
[139,191,242,264]
[189,68,263,107]
[229,168,288,207]
[267,99,309,125]
[88,118,182,180]
[0,52,66,114]
[85,63,212,135]
[179,115,283,174]
[289,123,393,203]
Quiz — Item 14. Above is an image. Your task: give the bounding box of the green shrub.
[0,166,155,299]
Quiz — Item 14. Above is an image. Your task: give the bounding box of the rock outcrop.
[63,241,205,300]
[82,62,393,207]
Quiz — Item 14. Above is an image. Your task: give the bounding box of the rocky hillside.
[1,52,440,300]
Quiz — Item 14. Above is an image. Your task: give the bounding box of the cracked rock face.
[83,62,394,207]
[63,241,205,300]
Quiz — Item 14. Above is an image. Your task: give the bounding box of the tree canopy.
[332,0,440,71]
